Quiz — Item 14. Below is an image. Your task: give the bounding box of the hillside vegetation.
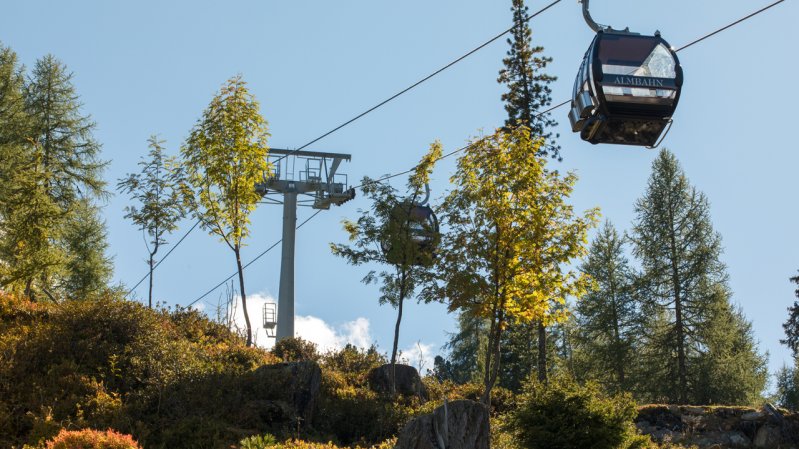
[1,292,704,449]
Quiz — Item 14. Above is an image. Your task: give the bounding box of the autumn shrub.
[272,337,321,362]
[45,428,141,449]
[0,293,282,449]
[506,374,650,449]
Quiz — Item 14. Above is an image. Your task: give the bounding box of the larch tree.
[0,47,64,299]
[433,127,598,404]
[181,76,270,347]
[632,149,766,404]
[331,143,441,393]
[23,54,109,299]
[118,136,187,308]
[573,221,641,393]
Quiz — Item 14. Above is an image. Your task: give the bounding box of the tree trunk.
[390,268,407,395]
[669,214,687,403]
[148,252,155,309]
[234,246,252,347]
[537,321,547,383]
[481,312,503,405]
[609,283,626,388]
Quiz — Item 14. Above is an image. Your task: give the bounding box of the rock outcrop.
[250,361,322,424]
[368,363,427,399]
[636,404,799,448]
[394,400,489,449]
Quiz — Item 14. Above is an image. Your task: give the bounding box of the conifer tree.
[0,46,65,299]
[442,313,488,384]
[692,284,767,405]
[332,143,441,393]
[118,136,187,308]
[781,272,799,355]
[573,221,640,393]
[632,149,765,404]
[498,0,559,160]
[60,198,113,299]
[25,55,107,205]
[182,76,270,347]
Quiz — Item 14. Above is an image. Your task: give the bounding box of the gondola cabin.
[569,31,683,146]
[381,202,439,267]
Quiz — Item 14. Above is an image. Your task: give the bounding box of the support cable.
[178,0,784,307]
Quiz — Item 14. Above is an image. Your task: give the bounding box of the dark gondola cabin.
[569,31,683,146]
[381,202,439,267]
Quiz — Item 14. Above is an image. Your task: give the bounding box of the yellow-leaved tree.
[181,76,270,347]
[433,127,598,404]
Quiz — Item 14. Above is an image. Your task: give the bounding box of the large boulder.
[250,361,322,424]
[394,399,489,449]
[368,363,427,399]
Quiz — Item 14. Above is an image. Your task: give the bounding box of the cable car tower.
[256,148,355,341]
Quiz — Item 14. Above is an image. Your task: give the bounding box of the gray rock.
[741,410,766,421]
[369,363,428,399]
[394,400,489,449]
[683,406,707,415]
[728,431,751,448]
[252,361,321,424]
[754,424,781,448]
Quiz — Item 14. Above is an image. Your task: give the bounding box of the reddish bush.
[45,428,141,449]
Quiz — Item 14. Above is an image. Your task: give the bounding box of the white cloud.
[400,341,437,375]
[226,292,373,352]
[295,315,340,352]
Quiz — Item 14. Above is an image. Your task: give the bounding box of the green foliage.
[331,143,441,378]
[0,45,110,301]
[692,287,768,405]
[573,221,641,393]
[498,0,559,160]
[776,364,799,410]
[181,75,270,347]
[434,127,598,402]
[0,293,282,449]
[117,136,187,308]
[272,337,321,362]
[506,374,646,449]
[631,149,766,404]
[238,433,278,449]
[45,428,142,449]
[781,272,799,356]
[60,198,113,300]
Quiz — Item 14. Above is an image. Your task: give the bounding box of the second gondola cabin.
[381,202,439,267]
[569,31,683,147]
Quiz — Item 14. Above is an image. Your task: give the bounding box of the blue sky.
[2,0,796,383]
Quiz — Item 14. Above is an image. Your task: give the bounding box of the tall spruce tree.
[498,0,559,160]
[573,221,641,393]
[632,149,766,404]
